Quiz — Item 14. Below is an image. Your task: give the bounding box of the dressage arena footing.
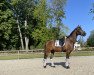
[0,56,94,75]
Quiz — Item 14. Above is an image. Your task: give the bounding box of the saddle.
[55,37,66,47]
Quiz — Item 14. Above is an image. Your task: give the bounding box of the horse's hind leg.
[50,50,55,67]
[65,52,71,69]
[43,51,49,68]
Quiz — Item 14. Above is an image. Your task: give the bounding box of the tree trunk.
[17,19,24,50]
[24,20,29,50]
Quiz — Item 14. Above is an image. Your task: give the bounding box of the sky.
[63,0,94,41]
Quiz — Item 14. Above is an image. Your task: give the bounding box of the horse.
[43,25,86,69]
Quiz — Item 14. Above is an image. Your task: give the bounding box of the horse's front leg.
[43,59,47,68]
[65,52,70,69]
[50,52,55,67]
[43,52,49,68]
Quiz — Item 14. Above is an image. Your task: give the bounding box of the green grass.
[0,53,43,60]
[0,51,94,60]
[71,51,94,56]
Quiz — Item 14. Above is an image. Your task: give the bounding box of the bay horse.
[43,26,86,69]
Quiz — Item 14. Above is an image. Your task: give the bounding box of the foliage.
[48,0,69,38]
[0,0,16,50]
[90,3,94,20]
[87,3,94,47]
[87,30,94,47]
[78,36,85,47]
[0,0,67,50]
[32,0,68,48]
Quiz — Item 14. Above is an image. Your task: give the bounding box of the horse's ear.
[77,25,80,28]
[78,25,81,27]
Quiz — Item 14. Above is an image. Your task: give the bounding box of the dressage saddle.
[55,37,65,47]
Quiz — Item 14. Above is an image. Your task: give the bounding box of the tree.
[0,0,68,50]
[87,30,94,47]
[78,36,85,47]
[32,0,68,48]
[0,0,16,50]
[10,0,37,50]
[48,0,68,39]
[90,3,94,20]
[87,3,94,47]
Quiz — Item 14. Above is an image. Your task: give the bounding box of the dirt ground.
[0,56,94,75]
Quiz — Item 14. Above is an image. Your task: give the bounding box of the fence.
[76,47,94,51]
[0,49,44,60]
[0,47,94,60]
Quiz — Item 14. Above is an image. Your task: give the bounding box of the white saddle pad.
[55,40,65,47]
[55,40,61,47]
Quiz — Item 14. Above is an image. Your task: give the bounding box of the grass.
[0,51,94,60]
[0,53,43,60]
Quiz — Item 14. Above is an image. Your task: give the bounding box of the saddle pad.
[55,40,64,47]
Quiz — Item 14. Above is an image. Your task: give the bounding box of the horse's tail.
[44,42,46,51]
[44,43,48,59]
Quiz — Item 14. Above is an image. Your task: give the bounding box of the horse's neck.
[68,31,77,44]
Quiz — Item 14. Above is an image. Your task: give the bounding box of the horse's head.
[76,25,86,36]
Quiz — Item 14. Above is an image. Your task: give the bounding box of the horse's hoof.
[66,66,70,69]
[51,66,55,68]
[44,66,46,68]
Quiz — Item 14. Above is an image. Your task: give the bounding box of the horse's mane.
[67,27,77,38]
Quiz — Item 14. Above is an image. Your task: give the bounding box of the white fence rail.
[0,47,94,60]
[0,49,44,54]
